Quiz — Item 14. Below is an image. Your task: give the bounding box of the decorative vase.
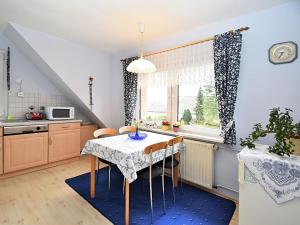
[173,127,180,132]
[135,127,139,137]
[162,125,170,131]
[291,138,300,156]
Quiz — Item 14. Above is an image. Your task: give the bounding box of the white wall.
[0,33,90,121]
[0,34,60,94]
[5,23,112,126]
[110,2,300,199]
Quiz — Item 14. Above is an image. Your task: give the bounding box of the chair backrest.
[94,128,117,138]
[119,126,136,134]
[144,141,168,155]
[144,141,168,167]
[168,136,184,146]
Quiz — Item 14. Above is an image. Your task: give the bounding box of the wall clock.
[269,41,297,64]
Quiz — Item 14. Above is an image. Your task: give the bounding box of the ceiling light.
[127,23,156,74]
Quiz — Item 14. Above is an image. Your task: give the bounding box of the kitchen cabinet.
[0,128,3,174]
[80,124,97,150]
[4,132,48,173]
[49,123,80,163]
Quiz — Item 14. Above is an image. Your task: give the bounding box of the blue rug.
[65,166,236,225]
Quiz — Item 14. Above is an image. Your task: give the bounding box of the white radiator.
[181,139,215,189]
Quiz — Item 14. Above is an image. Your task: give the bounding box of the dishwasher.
[3,124,49,173]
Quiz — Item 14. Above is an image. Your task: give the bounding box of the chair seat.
[158,156,179,168]
[98,157,114,165]
[138,166,163,179]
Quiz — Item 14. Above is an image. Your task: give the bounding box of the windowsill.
[140,127,224,144]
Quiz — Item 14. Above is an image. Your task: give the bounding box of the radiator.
[181,139,215,189]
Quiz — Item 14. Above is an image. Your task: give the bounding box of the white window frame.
[139,83,221,136]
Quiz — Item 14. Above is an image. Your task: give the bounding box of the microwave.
[46,107,75,120]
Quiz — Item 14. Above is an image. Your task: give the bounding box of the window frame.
[138,83,221,136]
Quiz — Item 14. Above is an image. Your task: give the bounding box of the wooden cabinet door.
[0,136,3,174]
[4,133,48,173]
[49,129,80,163]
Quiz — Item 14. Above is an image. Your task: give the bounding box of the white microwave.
[46,107,75,120]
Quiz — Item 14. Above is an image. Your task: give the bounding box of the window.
[145,86,168,122]
[178,84,219,129]
[138,41,220,133]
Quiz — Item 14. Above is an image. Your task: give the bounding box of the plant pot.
[291,138,300,156]
[162,125,170,131]
[173,127,180,132]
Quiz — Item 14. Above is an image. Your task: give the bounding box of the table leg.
[125,179,130,225]
[90,155,96,198]
[173,152,179,187]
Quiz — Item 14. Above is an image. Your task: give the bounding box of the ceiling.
[0,0,292,53]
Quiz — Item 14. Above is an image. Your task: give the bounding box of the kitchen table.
[81,131,182,225]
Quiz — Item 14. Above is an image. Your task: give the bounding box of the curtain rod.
[144,26,249,57]
[121,26,249,61]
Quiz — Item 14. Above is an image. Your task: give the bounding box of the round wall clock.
[269,41,297,64]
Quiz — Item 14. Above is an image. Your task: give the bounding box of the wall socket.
[17,92,24,97]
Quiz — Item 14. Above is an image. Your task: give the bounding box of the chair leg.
[97,159,100,184]
[171,158,176,204]
[108,165,111,190]
[149,171,154,224]
[162,168,166,214]
[123,176,125,195]
[179,166,183,194]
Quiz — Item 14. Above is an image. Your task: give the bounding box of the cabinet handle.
[61,126,70,129]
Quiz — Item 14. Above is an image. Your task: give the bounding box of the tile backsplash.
[7,91,86,120]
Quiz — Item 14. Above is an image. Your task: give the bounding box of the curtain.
[213,31,242,144]
[138,41,214,88]
[122,56,138,125]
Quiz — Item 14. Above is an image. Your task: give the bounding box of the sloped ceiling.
[5,23,111,127]
[0,0,293,53]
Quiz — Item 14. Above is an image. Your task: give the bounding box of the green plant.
[240,108,300,156]
[194,87,204,123]
[172,122,181,128]
[182,109,192,125]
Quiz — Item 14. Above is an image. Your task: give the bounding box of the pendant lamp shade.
[126,57,156,73]
[126,24,156,74]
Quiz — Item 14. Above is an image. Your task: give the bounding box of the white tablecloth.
[238,145,300,204]
[81,132,182,183]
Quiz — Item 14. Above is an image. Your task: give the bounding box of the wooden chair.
[158,136,184,204]
[119,126,136,134]
[93,128,118,189]
[138,141,168,224]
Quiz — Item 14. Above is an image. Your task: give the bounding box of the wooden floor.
[0,157,238,225]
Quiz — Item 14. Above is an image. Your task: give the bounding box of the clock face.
[269,42,297,64]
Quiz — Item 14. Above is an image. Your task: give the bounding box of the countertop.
[0,119,82,127]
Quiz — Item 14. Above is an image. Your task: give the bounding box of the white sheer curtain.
[138,40,214,88]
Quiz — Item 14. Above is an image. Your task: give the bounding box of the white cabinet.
[239,161,300,225]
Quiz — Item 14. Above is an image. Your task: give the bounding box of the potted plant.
[172,122,181,132]
[161,120,171,131]
[240,108,300,156]
[132,118,143,135]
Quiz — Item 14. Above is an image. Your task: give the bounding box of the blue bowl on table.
[128,132,148,140]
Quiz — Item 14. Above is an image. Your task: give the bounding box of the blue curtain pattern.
[122,56,138,126]
[213,31,242,144]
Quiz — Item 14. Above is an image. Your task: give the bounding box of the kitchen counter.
[0,119,82,127]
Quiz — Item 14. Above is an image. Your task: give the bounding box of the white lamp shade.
[126,58,157,74]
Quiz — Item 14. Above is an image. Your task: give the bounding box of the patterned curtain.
[122,56,138,125]
[213,31,242,144]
